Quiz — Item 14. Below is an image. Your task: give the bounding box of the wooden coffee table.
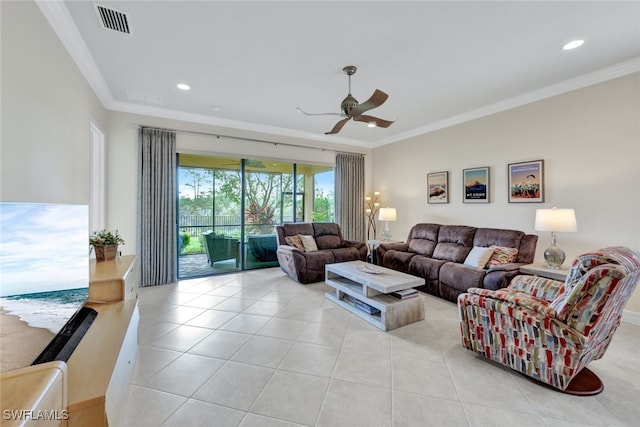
[325,261,424,331]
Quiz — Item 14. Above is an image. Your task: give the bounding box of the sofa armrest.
[485,262,524,273]
[379,242,408,252]
[277,244,304,254]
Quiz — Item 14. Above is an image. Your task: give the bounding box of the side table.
[367,239,402,264]
[519,262,570,281]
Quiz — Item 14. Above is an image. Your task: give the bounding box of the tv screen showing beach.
[0,202,89,371]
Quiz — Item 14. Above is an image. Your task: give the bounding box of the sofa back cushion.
[432,225,476,262]
[407,223,440,256]
[277,223,314,246]
[515,234,538,263]
[312,222,343,250]
[473,228,524,249]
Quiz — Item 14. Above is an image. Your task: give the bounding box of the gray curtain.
[335,152,365,242]
[138,127,177,286]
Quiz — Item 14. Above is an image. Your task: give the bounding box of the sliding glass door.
[177,154,334,278]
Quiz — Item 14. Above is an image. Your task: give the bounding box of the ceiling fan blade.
[324,117,351,135]
[296,107,342,117]
[353,115,394,128]
[348,89,389,117]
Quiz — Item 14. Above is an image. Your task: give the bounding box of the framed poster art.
[463,166,490,203]
[508,160,544,203]
[427,171,448,204]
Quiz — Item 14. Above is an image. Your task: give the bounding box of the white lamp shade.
[534,208,577,232]
[378,207,397,222]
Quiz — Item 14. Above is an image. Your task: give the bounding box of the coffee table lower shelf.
[325,279,424,331]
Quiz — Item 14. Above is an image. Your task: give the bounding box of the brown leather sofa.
[375,224,538,302]
[276,222,368,284]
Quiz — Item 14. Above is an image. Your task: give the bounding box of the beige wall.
[1,0,107,204]
[372,73,640,314]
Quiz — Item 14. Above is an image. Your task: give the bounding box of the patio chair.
[203,231,240,267]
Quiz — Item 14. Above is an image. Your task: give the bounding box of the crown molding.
[372,57,640,147]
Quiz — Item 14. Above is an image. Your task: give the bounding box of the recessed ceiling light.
[367,122,377,128]
[177,83,190,91]
[212,106,223,112]
[562,40,584,50]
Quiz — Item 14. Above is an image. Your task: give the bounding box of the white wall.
[372,73,640,313]
[105,111,373,256]
[1,0,107,204]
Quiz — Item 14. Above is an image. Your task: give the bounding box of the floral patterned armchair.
[458,246,640,394]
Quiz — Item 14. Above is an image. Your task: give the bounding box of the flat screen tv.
[0,202,96,372]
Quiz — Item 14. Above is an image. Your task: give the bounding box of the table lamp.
[378,207,397,241]
[534,207,577,269]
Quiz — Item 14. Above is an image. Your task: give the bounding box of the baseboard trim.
[622,309,640,326]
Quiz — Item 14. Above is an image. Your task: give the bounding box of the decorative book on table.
[390,289,419,299]
[341,293,381,315]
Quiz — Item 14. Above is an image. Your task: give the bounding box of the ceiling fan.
[296,65,394,135]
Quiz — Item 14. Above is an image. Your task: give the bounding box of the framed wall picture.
[508,160,544,203]
[463,166,490,203]
[427,171,449,204]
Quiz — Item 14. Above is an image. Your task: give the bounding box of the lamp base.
[381,229,392,241]
[544,245,566,269]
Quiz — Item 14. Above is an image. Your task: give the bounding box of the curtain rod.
[134,124,365,156]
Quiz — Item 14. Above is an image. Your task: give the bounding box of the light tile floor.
[123,267,640,426]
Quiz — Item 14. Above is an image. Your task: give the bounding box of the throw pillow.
[463,246,495,269]
[298,234,318,252]
[486,245,519,267]
[285,235,305,251]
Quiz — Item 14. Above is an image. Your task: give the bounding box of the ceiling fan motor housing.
[341,94,359,116]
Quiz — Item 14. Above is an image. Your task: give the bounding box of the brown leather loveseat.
[276,222,367,284]
[375,223,538,302]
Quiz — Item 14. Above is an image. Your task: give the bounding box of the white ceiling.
[42,1,640,148]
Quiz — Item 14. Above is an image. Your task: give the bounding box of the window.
[176,154,334,278]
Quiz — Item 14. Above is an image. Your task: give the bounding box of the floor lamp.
[378,207,397,241]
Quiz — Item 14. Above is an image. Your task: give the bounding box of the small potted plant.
[90,229,125,262]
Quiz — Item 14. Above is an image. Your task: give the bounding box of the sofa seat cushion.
[382,250,416,272]
[439,262,486,292]
[302,250,335,273]
[408,256,447,283]
[328,247,361,263]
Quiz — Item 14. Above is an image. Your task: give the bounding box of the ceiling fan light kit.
[297,65,394,135]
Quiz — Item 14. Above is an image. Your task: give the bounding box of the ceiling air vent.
[95,4,131,35]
